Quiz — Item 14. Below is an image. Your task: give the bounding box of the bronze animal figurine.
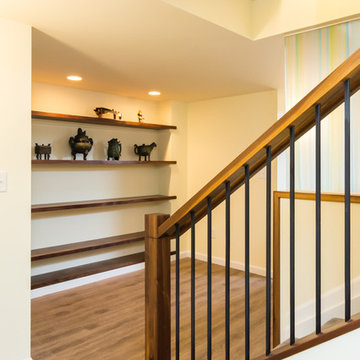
[134,142,157,161]
[35,143,51,160]
[137,110,143,123]
[69,128,93,160]
[94,107,121,120]
[107,138,122,160]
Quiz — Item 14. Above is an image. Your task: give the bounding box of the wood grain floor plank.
[32,259,269,360]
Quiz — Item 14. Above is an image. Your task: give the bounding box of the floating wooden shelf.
[31,231,145,261]
[31,250,176,289]
[32,160,176,165]
[32,194,176,213]
[31,252,145,289]
[32,111,177,130]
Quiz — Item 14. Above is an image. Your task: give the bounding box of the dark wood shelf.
[32,194,176,213]
[32,111,177,130]
[32,159,176,166]
[31,231,145,261]
[31,252,145,289]
[31,250,176,289]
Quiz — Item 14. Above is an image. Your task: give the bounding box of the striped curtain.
[278,20,360,193]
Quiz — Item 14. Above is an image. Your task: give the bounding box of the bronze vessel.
[69,128,93,160]
[134,142,157,161]
[107,138,122,160]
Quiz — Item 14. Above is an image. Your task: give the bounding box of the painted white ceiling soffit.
[0,0,283,101]
[163,0,360,40]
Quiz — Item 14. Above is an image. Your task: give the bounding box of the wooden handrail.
[158,47,360,238]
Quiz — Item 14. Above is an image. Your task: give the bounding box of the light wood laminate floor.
[32,259,269,359]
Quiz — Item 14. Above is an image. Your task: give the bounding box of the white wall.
[0,17,31,360]
[158,101,189,252]
[158,100,188,215]
[31,84,280,275]
[287,328,360,359]
[164,0,360,40]
[31,83,186,274]
[252,0,360,39]
[163,0,252,38]
[280,198,360,341]
[186,90,277,272]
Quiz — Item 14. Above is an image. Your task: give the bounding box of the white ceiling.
[0,0,284,101]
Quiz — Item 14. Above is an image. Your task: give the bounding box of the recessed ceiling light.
[67,75,82,81]
[148,91,161,96]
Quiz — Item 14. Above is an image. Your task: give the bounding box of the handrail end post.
[145,213,171,360]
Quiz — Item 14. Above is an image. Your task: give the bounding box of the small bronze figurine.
[94,107,121,120]
[137,110,144,123]
[107,138,122,160]
[134,142,157,161]
[69,128,93,160]
[35,143,51,160]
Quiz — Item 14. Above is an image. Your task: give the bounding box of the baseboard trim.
[31,262,145,299]
[191,251,269,278]
[32,252,185,298]
[283,276,360,341]
[31,250,266,298]
[170,251,190,262]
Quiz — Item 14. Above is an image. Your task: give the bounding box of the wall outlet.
[0,171,7,192]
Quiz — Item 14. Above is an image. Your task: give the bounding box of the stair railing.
[145,47,360,360]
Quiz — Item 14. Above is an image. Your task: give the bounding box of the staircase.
[144,48,360,359]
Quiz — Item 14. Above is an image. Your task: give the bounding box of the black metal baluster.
[245,165,250,360]
[225,181,231,360]
[191,211,196,359]
[266,146,272,355]
[315,105,322,334]
[290,126,295,345]
[176,223,180,360]
[207,197,212,360]
[344,79,351,322]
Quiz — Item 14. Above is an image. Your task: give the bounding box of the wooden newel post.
[145,213,171,360]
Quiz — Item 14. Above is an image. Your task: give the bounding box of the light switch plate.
[0,171,7,192]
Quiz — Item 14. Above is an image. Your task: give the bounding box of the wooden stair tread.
[322,318,343,330]
[254,314,360,360]
[31,231,145,261]
[272,318,346,352]
[32,110,177,130]
[31,252,145,289]
[31,194,176,213]
[32,160,176,165]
